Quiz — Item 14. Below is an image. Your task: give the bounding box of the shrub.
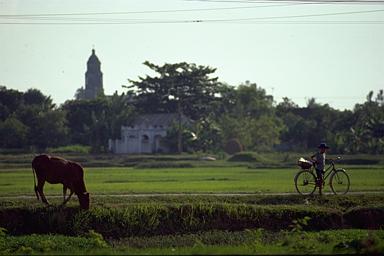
[47,145,91,154]
[227,152,257,162]
[227,152,275,164]
[343,206,384,229]
[135,161,194,169]
[224,139,243,155]
[0,233,110,254]
[0,204,344,238]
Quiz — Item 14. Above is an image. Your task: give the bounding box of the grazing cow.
[32,154,90,209]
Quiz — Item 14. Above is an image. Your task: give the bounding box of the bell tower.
[84,49,104,99]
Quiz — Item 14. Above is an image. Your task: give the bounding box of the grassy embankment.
[1,228,384,255]
[1,194,384,254]
[0,152,383,255]
[1,151,383,169]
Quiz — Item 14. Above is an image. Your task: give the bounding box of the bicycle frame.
[322,160,337,182]
[295,157,350,195]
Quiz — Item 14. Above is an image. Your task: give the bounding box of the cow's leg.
[62,190,74,205]
[36,178,49,205]
[63,185,67,201]
[34,185,40,201]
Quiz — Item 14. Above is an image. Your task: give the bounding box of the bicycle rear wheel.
[294,170,317,195]
[330,169,350,195]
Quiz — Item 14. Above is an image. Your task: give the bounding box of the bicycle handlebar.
[329,156,342,165]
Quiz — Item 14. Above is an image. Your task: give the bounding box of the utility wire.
[1,2,383,25]
[204,8,384,21]
[189,0,384,4]
[0,2,313,18]
[1,8,383,24]
[1,0,383,18]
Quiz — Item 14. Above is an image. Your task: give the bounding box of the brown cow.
[32,154,90,209]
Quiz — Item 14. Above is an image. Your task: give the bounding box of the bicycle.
[294,157,350,195]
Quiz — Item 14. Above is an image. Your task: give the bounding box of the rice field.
[0,166,383,196]
[1,163,383,255]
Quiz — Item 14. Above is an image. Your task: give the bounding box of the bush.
[343,206,384,229]
[135,161,194,169]
[0,204,345,238]
[47,145,91,154]
[0,232,109,254]
[224,139,243,155]
[0,148,31,154]
[227,152,274,165]
[227,152,257,162]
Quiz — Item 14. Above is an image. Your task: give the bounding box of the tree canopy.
[127,61,222,121]
[0,64,383,154]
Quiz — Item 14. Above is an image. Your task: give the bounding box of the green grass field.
[1,162,384,255]
[2,229,383,255]
[0,166,383,196]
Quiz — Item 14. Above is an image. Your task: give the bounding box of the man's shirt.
[313,152,325,171]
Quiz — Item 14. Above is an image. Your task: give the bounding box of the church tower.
[83,49,104,99]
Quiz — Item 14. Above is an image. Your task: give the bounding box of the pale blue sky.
[0,0,383,110]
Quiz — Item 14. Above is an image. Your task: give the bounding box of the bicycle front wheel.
[294,170,317,195]
[330,169,350,195]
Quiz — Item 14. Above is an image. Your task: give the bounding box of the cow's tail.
[32,166,39,200]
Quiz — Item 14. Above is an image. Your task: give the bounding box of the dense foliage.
[0,61,383,153]
[0,87,67,151]
[0,202,383,238]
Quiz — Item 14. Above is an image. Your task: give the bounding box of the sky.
[0,0,383,110]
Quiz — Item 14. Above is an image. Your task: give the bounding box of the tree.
[219,114,283,151]
[0,86,23,120]
[107,92,137,140]
[74,87,86,100]
[0,117,28,148]
[276,97,299,113]
[376,89,384,106]
[162,123,196,153]
[217,81,282,151]
[63,94,136,152]
[63,99,107,150]
[23,88,55,110]
[127,61,223,153]
[347,90,384,153]
[127,61,222,120]
[231,81,274,118]
[31,110,68,150]
[193,118,223,153]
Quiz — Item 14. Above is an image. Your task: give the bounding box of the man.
[311,143,330,195]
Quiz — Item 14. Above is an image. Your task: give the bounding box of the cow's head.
[78,192,90,210]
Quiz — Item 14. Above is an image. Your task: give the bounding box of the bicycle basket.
[298,157,313,169]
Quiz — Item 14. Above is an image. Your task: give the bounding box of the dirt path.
[1,191,383,200]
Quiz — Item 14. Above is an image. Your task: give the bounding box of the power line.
[232,20,384,23]
[214,7,383,21]
[1,8,383,25]
[189,0,384,4]
[0,2,312,18]
[205,8,384,21]
[1,0,383,19]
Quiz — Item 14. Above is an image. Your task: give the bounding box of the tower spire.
[83,48,103,99]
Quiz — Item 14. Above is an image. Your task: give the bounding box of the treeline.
[0,61,383,154]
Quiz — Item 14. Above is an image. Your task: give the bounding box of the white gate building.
[108,113,189,154]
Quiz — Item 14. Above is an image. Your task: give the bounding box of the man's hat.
[318,143,330,149]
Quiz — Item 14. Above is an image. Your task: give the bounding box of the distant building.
[108,113,190,154]
[76,49,104,100]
